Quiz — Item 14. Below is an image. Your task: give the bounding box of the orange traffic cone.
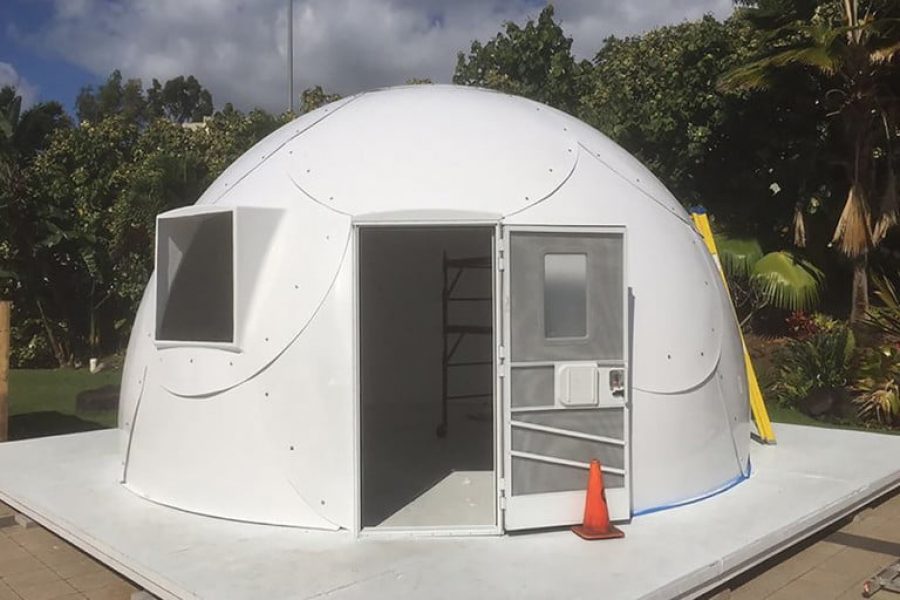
[571,459,624,540]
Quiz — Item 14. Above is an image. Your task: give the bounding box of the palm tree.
[0,86,69,160]
[719,0,900,322]
[718,235,825,329]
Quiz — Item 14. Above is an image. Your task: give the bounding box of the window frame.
[542,252,589,341]
[153,206,240,352]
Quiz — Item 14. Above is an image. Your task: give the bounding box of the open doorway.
[358,226,496,530]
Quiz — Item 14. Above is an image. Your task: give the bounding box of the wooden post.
[0,301,9,442]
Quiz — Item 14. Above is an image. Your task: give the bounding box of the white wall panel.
[255,254,356,528]
[155,173,350,398]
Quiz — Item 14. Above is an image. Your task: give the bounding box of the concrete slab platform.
[0,423,897,600]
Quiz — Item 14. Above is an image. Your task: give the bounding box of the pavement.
[1,491,899,600]
[707,489,900,599]
[0,503,138,600]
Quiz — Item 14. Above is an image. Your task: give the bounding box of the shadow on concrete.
[9,412,107,441]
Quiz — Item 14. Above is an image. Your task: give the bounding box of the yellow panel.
[690,211,776,444]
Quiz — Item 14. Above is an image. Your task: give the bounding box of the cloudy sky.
[0,0,733,113]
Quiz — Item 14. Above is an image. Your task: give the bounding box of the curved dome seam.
[633,352,722,396]
[285,170,353,217]
[210,94,364,206]
[579,142,694,228]
[502,150,580,218]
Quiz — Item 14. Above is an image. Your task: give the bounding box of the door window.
[543,253,587,339]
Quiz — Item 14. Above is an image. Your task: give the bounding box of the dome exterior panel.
[539,103,692,224]
[120,85,752,530]
[630,377,745,511]
[156,173,351,398]
[124,381,338,529]
[118,282,153,432]
[284,87,577,216]
[256,258,356,529]
[712,256,753,473]
[196,97,359,207]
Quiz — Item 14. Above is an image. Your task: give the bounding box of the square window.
[156,211,234,343]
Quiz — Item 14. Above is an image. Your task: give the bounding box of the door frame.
[500,224,630,531]
[351,220,504,537]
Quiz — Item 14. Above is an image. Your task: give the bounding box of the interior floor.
[359,226,495,529]
[364,401,494,528]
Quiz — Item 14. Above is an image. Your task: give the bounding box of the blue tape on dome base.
[632,459,752,518]
[688,205,708,215]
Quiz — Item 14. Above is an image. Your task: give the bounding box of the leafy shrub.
[717,236,825,311]
[716,235,825,335]
[770,326,855,408]
[785,311,817,339]
[811,313,841,332]
[10,318,56,368]
[863,272,900,339]
[852,345,900,425]
[750,251,824,312]
[717,236,763,279]
[784,311,842,340]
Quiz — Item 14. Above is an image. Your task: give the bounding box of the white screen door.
[501,227,630,530]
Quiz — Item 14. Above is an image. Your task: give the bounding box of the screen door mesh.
[509,233,624,362]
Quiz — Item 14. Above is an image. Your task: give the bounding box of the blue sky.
[1,0,733,115]
[1,1,101,111]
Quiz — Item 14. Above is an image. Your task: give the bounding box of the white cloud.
[19,0,733,112]
[0,62,39,108]
[553,0,734,57]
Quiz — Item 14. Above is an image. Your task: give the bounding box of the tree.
[147,75,214,123]
[453,5,593,115]
[23,117,140,364]
[1,86,71,299]
[0,87,22,159]
[0,87,75,366]
[720,0,900,321]
[298,86,342,115]
[112,120,213,318]
[0,86,69,164]
[581,16,828,244]
[78,71,215,126]
[76,70,147,124]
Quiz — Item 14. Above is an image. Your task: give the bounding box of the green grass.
[8,368,123,439]
[766,402,825,427]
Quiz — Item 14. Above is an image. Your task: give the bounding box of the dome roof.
[197,85,689,224]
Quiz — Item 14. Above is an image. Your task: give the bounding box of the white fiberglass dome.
[118,85,750,533]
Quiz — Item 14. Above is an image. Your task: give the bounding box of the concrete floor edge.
[6,473,900,600]
[2,425,900,600]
